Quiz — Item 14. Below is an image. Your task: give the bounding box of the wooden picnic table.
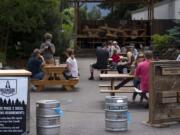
[99,73,134,96]
[31,64,79,91]
[43,64,67,80]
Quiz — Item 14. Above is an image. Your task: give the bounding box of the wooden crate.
[158,91,177,104]
[148,61,180,126]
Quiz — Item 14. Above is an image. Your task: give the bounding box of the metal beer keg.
[36,100,61,135]
[105,96,128,131]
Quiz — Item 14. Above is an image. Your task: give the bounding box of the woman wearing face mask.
[40,32,55,64]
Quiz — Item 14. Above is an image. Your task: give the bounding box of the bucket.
[105,96,128,131]
[36,100,61,135]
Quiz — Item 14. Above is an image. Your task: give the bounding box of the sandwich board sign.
[0,76,28,135]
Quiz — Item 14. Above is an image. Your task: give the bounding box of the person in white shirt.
[132,46,139,60]
[176,54,180,61]
[63,48,79,79]
[113,41,121,54]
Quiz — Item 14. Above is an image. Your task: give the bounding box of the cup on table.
[54,57,60,65]
[0,62,2,69]
[123,68,128,74]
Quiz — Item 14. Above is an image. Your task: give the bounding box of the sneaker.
[88,76,94,80]
[134,88,142,93]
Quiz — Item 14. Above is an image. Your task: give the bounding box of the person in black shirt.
[89,42,109,80]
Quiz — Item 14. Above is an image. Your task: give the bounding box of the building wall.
[174,0,180,19]
[154,3,170,19]
[132,0,180,20]
[132,11,148,20]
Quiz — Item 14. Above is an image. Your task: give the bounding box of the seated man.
[63,48,79,80]
[27,48,46,80]
[89,42,109,80]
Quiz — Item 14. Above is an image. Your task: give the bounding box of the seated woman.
[27,48,46,80]
[63,48,79,80]
[117,46,134,73]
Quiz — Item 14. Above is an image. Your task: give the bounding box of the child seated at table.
[63,48,79,80]
[111,50,120,70]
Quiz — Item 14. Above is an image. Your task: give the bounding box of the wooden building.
[69,0,156,52]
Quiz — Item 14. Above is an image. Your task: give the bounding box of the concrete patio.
[29,58,180,135]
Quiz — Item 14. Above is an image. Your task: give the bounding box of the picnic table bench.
[31,64,79,91]
[99,73,134,96]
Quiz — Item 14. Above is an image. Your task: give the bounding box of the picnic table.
[31,64,79,91]
[99,73,134,96]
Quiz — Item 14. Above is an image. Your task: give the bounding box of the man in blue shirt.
[27,49,46,80]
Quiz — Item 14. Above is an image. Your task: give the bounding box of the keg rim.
[36,100,60,104]
[105,119,127,122]
[37,125,61,128]
[105,128,128,132]
[104,109,128,112]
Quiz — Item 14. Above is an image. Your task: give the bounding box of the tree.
[0,0,61,64]
[80,4,89,20]
[60,7,75,52]
[167,20,180,48]
[88,5,102,20]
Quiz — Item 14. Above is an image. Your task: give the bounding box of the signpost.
[0,70,31,135]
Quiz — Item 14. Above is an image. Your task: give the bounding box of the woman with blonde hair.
[63,48,79,79]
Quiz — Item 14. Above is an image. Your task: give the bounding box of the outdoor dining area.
[1,0,180,135]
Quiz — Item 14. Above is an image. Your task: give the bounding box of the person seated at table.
[113,41,121,54]
[27,48,46,80]
[110,50,121,70]
[117,46,134,73]
[135,50,153,107]
[108,40,114,57]
[132,53,145,101]
[176,51,180,61]
[132,45,139,60]
[63,48,79,80]
[40,32,55,64]
[115,53,144,91]
[89,42,109,80]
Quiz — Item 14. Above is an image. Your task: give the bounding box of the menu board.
[0,77,28,135]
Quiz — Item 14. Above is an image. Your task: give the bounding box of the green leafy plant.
[152,34,173,59]
[167,20,180,47]
[152,34,172,50]
[60,8,75,50]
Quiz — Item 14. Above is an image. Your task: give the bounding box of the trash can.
[36,100,61,135]
[105,96,128,131]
